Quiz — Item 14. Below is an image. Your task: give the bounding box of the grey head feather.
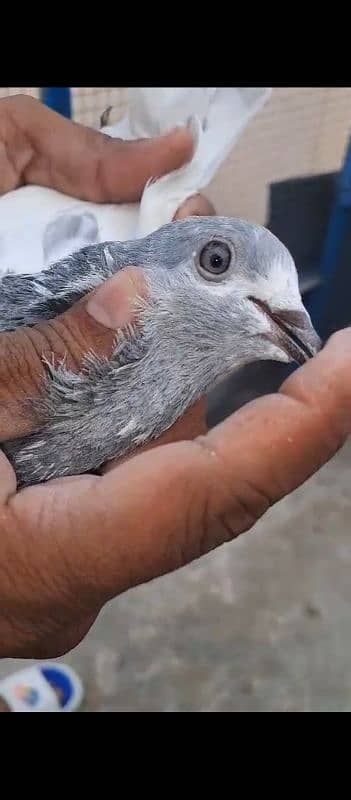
[0,216,320,487]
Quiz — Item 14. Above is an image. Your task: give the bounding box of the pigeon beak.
[249,297,322,365]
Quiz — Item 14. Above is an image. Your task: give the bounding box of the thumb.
[0,268,146,442]
[99,128,194,203]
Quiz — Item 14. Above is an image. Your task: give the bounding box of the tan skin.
[0,96,350,671]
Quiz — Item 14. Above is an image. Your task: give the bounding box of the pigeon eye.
[198,240,232,279]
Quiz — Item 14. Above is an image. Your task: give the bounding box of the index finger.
[45,329,351,601]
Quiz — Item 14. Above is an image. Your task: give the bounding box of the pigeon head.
[119,216,321,396]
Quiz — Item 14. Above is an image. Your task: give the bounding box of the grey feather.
[0,216,320,487]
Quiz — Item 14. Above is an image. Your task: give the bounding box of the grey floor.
[1,364,351,712]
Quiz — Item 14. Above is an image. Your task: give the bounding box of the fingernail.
[86,268,146,330]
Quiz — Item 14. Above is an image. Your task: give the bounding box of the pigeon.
[1,216,321,487]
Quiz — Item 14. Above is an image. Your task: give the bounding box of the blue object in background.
[308,136,351,332]
[41,88,72,119]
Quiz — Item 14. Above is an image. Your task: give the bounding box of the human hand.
[0,93,215,218]
[0,259,350,657]
[0,94,194,201]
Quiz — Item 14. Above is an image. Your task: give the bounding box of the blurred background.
[1,87,351,711]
